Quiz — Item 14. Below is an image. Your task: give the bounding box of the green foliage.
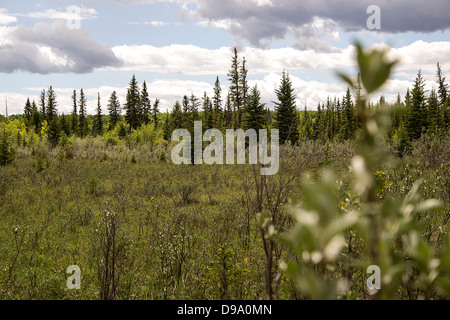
[0,130,15,166]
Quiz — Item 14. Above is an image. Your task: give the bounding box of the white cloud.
[19,6,98,21]
[0,8,17,25]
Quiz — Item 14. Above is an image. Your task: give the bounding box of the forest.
[0,43,449,300]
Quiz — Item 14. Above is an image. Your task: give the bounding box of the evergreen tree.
[31,101,40,133]
[407,69,427,140]
[71,90,78,136]
[342,88,356,140]
[60,113,70,136]
[189,93,200,125]
[244,85,266,132]
[107,91,121,130]
[93,93,103,136]
[274,70,299,144]
[436,62,448,105]
[239,57,249,125]
[152,98,160,127]
[141,81,151,124]
[0,130,15,166]
[302,105,313,139]
[202,92,213,129]
[46,86,58,121]
[427,88,440,132]
[224,93,233,128]
[163,111,171,141]
[39,89,46,119]
[124,74,141,130]
[228,47,242,128]
[213,76,223,128]
[170,101,184,131]
[47,116,61,147]
[79,88,88,138]
[23,98,33,126]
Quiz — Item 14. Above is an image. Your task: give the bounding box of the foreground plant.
[281,42,447,299]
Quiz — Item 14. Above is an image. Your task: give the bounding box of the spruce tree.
[141,81,151,124]
[170,101,183,131]
[239,57,249,125]
[152,98,160,127]
[274,70,299,144]
[79,88,88,138]
[213,76,223,128]
[23,98,33,126]
[427,88,440,133]
[71,90,78,136]
[224,93,233,128]
[60,113,70,136]
[0,130,15,166]
[342,88,356,140]
[46,86,57,122]
[31,101,40,133]
[228,48,241,128]
[39,89,46,119]
[124,74,141,130]
[244,85,266,132]
[407,69,427,140]
[93,93,103,136]
[107,91,121,130]
[202,92,213,129]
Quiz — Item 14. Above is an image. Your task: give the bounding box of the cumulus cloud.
[193,0,450,49]
[0,20,122,74]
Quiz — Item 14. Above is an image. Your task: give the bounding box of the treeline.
[12,49,450,154]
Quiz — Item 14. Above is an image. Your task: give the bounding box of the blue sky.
[1,0,450,114]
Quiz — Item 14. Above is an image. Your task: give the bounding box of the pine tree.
[244,85,266,132]
[93,93,103,136]
[107,91,121,130]
[124,74,141,130]
[407,69,427,140]
[228,48,241,128]
[46,86,58,121]
[163,111,171,141]
[79,88,88,138]
[141,81,151,124]
[152,98,160,127]
[274,70,299,144]
[189,93,200,124]
[47,116,61,147]
[436,62,448,105]
[302,105,313,139]
[71,90,78,136]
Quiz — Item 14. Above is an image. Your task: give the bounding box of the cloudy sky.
[1,0,450,115]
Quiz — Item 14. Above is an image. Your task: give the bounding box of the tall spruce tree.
[71,90,78,136]
[39,89,46,119]
[407,69,427,140]
[274,70,299,144]
[213,76,223,128]
[202,92,213,129]
[124,74,141,130]
[141,81,151,124]
[79,88,88,138]
[46,86,57,121]
[244,85,266,132]
[152,98,160,127]
[23,98,33,126]
[93,93,103,136]
[228,47,242,128]
[107,91,121,130]
[31,101,40,133]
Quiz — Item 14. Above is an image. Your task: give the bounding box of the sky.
[1,0,450,115]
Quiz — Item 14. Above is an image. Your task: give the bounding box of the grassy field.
[0,133,448,300]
